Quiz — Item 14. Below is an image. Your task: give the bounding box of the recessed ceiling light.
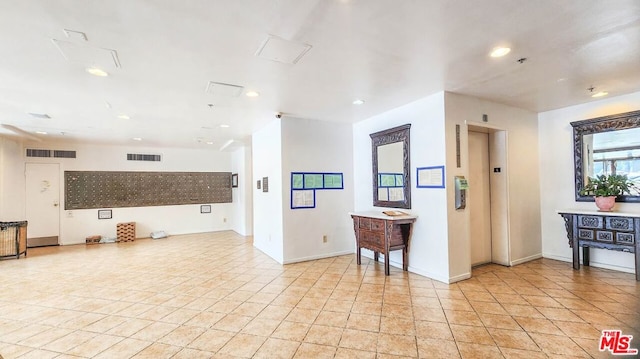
[132,137,142,141]
[36,131,47,135]
[246,91,260,97]
[220,124,230,128]
[592,91,608,98]
[490,47,511,58]
[206,141,214,145]
[117,114,130,120]
[352,99,365,105]
[85,67,108,77]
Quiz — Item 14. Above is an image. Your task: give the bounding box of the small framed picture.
[257,180,261,189]
[200,204,212,214]
[98,209,112,219]
[231,173,238,188]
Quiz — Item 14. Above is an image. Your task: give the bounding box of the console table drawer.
[617,232,635,244]
[595,230,614,242]
[606,217,634,232]
[370,219,385,231]
[577,215,603,229]
[360,230,384,248]
[578,229,594,240]
[358,217,372,229]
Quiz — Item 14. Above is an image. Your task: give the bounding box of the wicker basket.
[0,221,28,259]
[116,222,136,242]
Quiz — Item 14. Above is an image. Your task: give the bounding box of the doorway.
[25,163,60,247]
[468,126,510,267]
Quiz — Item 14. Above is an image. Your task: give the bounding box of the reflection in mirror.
[583,128,640,195]
[377,142,404,201]
[370,124,411,208]
[572,110,640,202]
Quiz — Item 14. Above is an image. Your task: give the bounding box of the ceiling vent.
[127,153,162,162]
[54,150,76,158]
[205,81,244,97]
[26,149,51,158]
[52,39,121,69]
[255,35,312,64]
[26,149,77,158]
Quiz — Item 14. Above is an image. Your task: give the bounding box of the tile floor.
[0,231,638,358]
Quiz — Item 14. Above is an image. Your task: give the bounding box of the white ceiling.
[0,0,639,149]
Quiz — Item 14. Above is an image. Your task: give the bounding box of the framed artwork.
[231,173,238,188]
[200,204,212,213]
[98,209,112,219]
[417,166,446,188]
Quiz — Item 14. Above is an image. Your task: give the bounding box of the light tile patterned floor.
[0,231,638,358]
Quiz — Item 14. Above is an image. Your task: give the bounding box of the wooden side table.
[350,211,417,275]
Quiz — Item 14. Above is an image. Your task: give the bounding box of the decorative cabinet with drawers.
[558,210,640,281]
[350,211,417,275]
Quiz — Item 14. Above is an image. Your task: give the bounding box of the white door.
[25,163,60,247]
[469,131,492,266]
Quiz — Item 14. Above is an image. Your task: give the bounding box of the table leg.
[384,250,390,275]
[635,242,640,281]
[374,252,379,262]
[582,247,590,266]
[572,239,580,270]
[403,246,408,271]
[356,245,361,265]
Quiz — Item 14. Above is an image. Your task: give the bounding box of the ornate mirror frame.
[370,124,411,209]
[571,109,640,202]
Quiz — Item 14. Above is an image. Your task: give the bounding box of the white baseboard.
[510,253,542,266]
[361,252,465,284]
[406,266,451,284]
[283,250,354,265]
[448,272,472,283]
[542,253,635,274]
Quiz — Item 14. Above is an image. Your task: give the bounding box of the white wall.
[281,117,354,263]
[252,120,284,263]
[444,92,541,280]
[0,136,25,220]
[16,141,233,245]
[230,146,253,236]
[539,91,640,273]
[354,92,451,282]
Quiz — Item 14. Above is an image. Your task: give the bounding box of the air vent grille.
[54,150,76,158]
[127,153,161,162]
[26,149,51,157]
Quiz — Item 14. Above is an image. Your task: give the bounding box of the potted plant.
[579,174,636,211]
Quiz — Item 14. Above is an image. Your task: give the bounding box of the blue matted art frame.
[290,172,344,209]
[416,165,445,188]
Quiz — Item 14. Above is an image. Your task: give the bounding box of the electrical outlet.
[66,211,73,218]
[323,235,328,243]
[223,217,227,223]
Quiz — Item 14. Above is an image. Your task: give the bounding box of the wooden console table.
[350,211,417,275]
[558,210,640,281]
